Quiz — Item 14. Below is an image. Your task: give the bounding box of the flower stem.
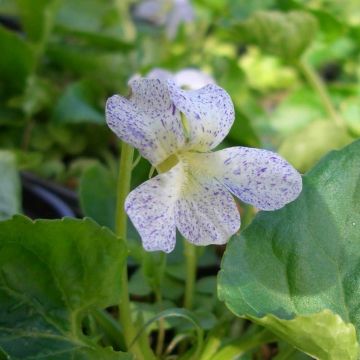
[114,0,136,42]
[115,142,155,360]
[297,58,344,127]
[155,289,166,357]
[183,240,197,310]
[115,142,134,237]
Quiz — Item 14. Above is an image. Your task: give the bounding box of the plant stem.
[115,142,155,360]
[155,289,166,357]
[115,142,134,237]
[114,0,136,42]
[297,58,344,127]
[183,240,197,310]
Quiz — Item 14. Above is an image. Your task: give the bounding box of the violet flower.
[106,79,302,252]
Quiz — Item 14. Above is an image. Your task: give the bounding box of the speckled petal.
[175,174,240,246]
[167,80,235,151]
[106,79,186,166]
[186,147,302,210]
[125,164,183,253]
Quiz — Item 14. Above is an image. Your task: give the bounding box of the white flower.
[106,79,302,253]
[146,68,216,90]
[134,0,194,39]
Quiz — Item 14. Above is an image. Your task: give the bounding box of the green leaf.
[277,0,345,41]
[0,26,35,96]
[0,151,21,221]
[250,310,357,360]
[275,341,312,360]
[235,10,317,62]
[0,216,131,359]
[14,0,59,43]
[309,9,345,42]
[226,0,275,21]
[13,75,54,117]
[52,81,104,124]
[79,163,117,230]
[47,43,128,88]
[219,139,360,359]
[129,270,152,297]
[210,327,276,360]
[54,0,134,49]
[278,120,353,172]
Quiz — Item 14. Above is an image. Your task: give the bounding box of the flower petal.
[106,79,186,165]
[186,147,302,210]
[174,68,215,90]
[133,0,166,25]
[146,68,173,82]
[165,0,194,39]
[175,172,240,246]
[167,80,235,151]
[125,164,182,253]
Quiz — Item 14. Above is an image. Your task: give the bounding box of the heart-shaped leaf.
[218,139,360,359]
[0,216,131,359]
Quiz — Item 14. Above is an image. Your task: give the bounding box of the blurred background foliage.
[0,0,359,184]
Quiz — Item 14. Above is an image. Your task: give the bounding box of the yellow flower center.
[156,153,180,173]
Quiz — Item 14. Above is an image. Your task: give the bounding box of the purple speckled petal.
[167,80,235,151]
[125,164,183,253]
[175,176,240,246]
[187,147,302,210]
[106,79,186,166]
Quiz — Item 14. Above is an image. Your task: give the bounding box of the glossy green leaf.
[79,163,116,230]
[235,10,317,61]
[219,139,360,359]
[0,216,131,359]
[0,151,21,220]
